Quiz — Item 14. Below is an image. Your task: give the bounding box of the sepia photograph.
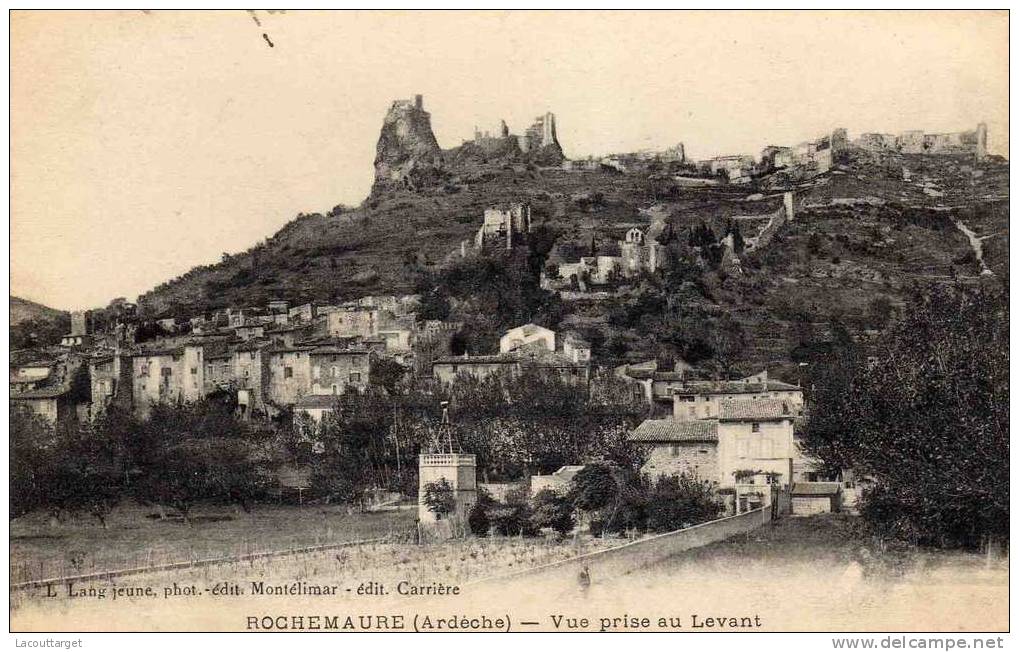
[6,8,1010,642]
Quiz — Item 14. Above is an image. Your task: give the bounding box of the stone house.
[619,228,667,277]
[10,359,55,393]
[309,347,372,395]
[10,386,78,423]
[671,370,804,421]
[715,399,796,489]
[327,308,380,339]
[266,346,314,407]
[88,352,132,416]
[131,348,185,416]
[629,397,797,489]
[294,393,340,424]
[499,323,555,354]
[629,419,719,482]
[431,354,520,384]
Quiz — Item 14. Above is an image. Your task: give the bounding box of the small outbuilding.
[791,482,842,515]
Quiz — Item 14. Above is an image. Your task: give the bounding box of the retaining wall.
[473,506,771,588]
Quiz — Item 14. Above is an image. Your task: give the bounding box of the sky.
[10,10,1009,310]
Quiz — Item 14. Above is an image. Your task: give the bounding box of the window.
[331,365,338,377]
[350,372,361,383]
[284,366,293,379]
[190,367,198,375]
[670,444,681,457]
[332,384,338,395]
[161,367,172,377]
[760,439,773,457]
[751,422,761,433]
[736,439,749,457]
[679,396,694,402]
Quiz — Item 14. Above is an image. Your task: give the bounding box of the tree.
[135,437,265,524]
[802,283,1008,549]
[646,474,722,532]
[530,489,574,535]
[10,407,55,520]
[43,420,126,528]
[422,477,457,517]
[370,358,407,395]
[710,313,747,373]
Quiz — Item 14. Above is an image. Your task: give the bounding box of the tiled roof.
[309,346,371,356]
[719,399,793,421]
[628,419,718,443]
[792,482,842,497]
[433,354,519,365]
[11,385,70,399]
[673,380,802,395]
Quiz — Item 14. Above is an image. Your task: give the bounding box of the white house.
[499,323,556,354]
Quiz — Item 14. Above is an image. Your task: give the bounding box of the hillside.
[134,97,1009,376]
[10,296,70,350]
[10,296,66,326]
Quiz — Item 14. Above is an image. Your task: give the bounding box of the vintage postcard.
[7,9,1009,639]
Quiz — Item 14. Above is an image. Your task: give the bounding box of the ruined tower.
[976,122,988,162]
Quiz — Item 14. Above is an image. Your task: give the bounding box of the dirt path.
[953,218,994,276]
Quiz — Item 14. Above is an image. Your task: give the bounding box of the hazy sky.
[10,10,1008,310]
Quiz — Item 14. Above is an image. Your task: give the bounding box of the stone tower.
[976,122,988,162]
[418,403,477,532]
[784,191,795,222]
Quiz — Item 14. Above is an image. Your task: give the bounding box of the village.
[11,99,997,537]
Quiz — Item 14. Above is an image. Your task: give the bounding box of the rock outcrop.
[371,96,567,196]
[372,94,444,194]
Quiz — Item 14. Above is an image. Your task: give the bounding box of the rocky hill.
[133,98,1009,374]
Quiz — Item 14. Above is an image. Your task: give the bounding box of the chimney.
[414,94,423,110]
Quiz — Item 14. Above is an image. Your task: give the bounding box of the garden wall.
[474,506,771,587]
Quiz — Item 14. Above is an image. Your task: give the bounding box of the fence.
[9,536,400,592]
[470,505,772,588]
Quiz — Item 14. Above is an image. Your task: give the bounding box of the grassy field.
[10,500,418,584]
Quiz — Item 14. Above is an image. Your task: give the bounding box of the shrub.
[422,478,457,517]
[529,489,574,535]
[645,474,722,532]
[467,500,490,537]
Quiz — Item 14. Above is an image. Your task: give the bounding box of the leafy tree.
[488,488,535,536]
[135,437,265,523]
[467,488,494,536]
[572,462,621,512]
[43,419,126,527]
[10,407,55,520]
[370,357,407,395]
[802,283,1008,549]
[646,474,722,532]
[710,313,748,374]
[529,489,574,535]
[422,477,457,517]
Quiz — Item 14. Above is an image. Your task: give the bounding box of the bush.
[488,489,536,536]
[645,474,722,532]
[467,500,490,536]
[529,489,574,535]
